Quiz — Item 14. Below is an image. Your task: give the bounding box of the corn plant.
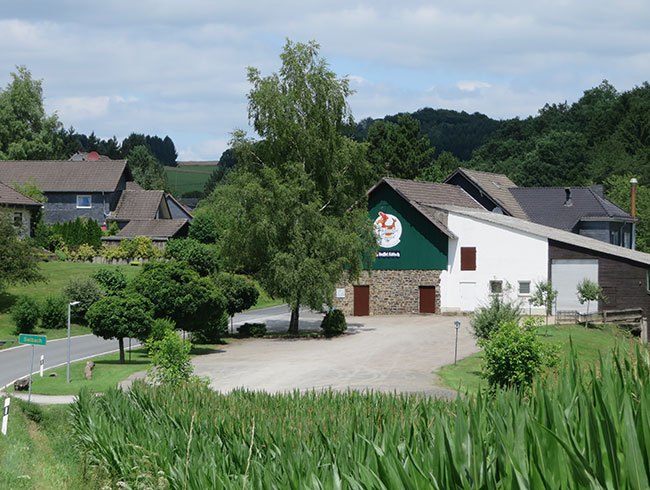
[70,343,650,489]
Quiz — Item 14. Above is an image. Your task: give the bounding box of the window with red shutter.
[460,247,476,271]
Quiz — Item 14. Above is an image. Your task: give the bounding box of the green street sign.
[19,334,46,346]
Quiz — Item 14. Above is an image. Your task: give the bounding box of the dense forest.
[352,108,501,161]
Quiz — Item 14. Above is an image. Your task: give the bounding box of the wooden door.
[353,285,370,316]
[419,286,436,313]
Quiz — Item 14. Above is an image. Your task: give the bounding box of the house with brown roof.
[0,160,132,226]
[0,181,42,238]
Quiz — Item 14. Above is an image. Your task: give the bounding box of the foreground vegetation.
[438,322,632,392]
[69,342,650,489]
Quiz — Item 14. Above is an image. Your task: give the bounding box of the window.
[490,280,503,294]
[76,195,91,208]
[460,247,476,271]
[518,281,531,295]
[13,212,22,227]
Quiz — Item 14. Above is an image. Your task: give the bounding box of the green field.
[0,262,140,348]
[165,164,219,196]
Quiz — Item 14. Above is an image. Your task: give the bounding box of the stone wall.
[334,269,441,315]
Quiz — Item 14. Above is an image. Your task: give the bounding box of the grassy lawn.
[0,262,140,348]
[165,164,218,196]
[251,281,284,310]
[437,322,636,393]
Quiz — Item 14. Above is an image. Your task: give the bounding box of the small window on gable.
[460,247,476,271]
[490,280,503,295]
[13,212,22,227]
[518,281,531,295]
[647,270,650,293]
[77,195,92,208]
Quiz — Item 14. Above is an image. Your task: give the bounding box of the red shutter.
[461,247,476,271]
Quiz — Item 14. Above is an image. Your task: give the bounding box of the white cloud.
[457,81,492,92]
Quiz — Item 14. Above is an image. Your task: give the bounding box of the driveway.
[193,313,479,398]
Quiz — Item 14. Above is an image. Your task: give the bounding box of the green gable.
[368,183,448,270]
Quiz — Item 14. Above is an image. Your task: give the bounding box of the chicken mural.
[374,211,402,248]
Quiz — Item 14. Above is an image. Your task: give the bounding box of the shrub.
[165,238,220,276]
[11,296,41,334]
[63,277,104,322]
[75,243,96,262]
[214,273,259,317]
[105,221,119,236]
[133,236,158,259]
[148,330,194,385]
[238,322,267,338]
[92,268,128,296]
[188,212,218,244]
[470,295,521,341]
[146,317,177,352]
[480,319,558,391]
[320,309,347,337]
[41,296,67,329]
[55,249,67,261]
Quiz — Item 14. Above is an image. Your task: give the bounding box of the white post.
[39,355,44,377]
[1,398,10,435]
[454,320,461,365]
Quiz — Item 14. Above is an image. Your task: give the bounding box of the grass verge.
[0,400,87,489]
[436,322,634,393]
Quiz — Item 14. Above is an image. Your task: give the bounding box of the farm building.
[334,177,650,327]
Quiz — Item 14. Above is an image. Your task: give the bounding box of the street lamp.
[454,320,461,365]
[67,301,80,383]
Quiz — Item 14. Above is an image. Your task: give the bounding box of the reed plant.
[70,343,650,489]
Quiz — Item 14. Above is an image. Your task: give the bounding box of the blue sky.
[2,1,649,160]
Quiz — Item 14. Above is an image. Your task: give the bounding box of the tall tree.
[0,66,64,159]
[0,211,44,291]
[367,114,434,180]
[209,40,375,333]
[127,145,168,190]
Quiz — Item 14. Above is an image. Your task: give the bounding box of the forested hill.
[352,108,502,161]
[469,81,650,189]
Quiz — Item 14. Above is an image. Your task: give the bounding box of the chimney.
[631,178,638,218]
[564,187,573,207]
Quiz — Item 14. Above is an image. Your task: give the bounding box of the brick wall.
[334,269,441,315]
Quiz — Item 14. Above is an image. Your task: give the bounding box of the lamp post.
[67,301,80,383]
[454,320,461,365]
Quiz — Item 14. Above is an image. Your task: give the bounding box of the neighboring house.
[334,177,650,329]
[0,181,42,238]
[103,187,192,246]
[444,167,636,249]
[0,160,132,226]
[69,151,113,161]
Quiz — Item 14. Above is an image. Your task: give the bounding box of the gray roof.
[427,204,650,266]
[0,160,129,192]
[111,190,165,220]
[0,181,42,207]
[444,167,529,220]
[115,219,188,238]
[165,193,194,220]
[510,186,635,230]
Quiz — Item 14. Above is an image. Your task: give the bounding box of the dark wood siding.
[549,239,650,317]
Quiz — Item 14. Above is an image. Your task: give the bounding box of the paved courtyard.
[193,313,480,398]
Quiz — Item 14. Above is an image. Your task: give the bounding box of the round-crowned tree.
[85,293,154,364]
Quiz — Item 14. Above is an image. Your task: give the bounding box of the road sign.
[18,334,46,346]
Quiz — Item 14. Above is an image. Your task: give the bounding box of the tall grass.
[70,344,650,489]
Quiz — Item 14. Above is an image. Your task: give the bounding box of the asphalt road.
[0,305,309,389]
[0,334,138,389]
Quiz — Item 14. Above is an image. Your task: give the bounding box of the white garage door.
[551,259,599,313]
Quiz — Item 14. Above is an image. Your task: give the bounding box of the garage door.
[419,286,436,313]
[551,259,599,313]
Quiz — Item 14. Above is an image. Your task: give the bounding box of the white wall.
[440,212,548,314]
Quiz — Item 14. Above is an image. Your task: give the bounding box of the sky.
[1,1,649,161]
